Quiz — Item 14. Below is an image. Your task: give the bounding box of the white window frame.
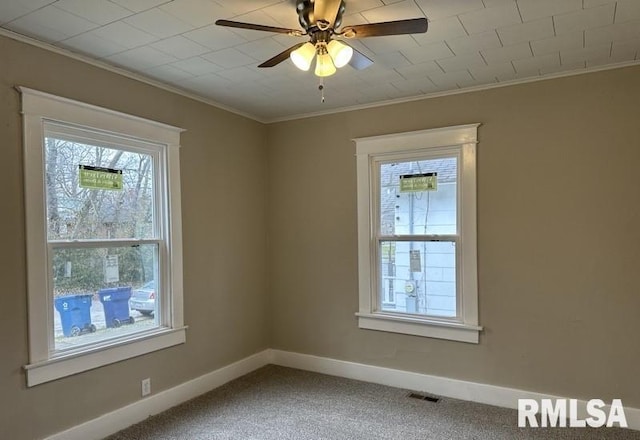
[354,124,482,343]
[20,87,187,386]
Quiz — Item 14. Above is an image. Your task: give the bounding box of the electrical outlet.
[141,378,151,397]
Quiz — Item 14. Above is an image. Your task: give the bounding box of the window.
[355,124,481,343]
[21,87,186,386]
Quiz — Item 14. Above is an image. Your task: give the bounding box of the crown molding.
[264,59,640,123]
[2,27,639,126]
[0,28,266,124]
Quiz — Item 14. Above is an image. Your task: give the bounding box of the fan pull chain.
[318,78,325,103]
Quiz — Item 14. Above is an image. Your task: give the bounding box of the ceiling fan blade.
[215,19,302,35]
[258,43,306,68]
[348,47,374,70]
[342,17,428,38]
[314,0,343,27]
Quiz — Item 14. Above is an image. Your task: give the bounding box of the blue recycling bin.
[54,294,96,337]
[98,286,134,328]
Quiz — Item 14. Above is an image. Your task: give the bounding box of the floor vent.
[407,392,440,403]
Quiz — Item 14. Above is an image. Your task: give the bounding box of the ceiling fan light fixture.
[315,52,337,77]
[216,2,428,84]
[290,42,316,71]
[327,39,353,68]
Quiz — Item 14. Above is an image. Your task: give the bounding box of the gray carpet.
[106,365,639,440]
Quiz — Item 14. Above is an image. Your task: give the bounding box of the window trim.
[354,124,481,343]
[20,87,186,386]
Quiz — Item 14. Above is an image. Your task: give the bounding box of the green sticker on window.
[399,172,437,192]
[79,165,123,190]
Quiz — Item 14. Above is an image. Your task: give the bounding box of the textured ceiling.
[1,0,639,121]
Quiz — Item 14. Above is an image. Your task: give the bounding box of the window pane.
[52,244,160,352]
[380,157,457,236]
[44,131,155,240]
[379,240,456,318]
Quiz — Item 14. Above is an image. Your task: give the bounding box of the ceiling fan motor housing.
[310,30,331,45]
[296,0,346,32]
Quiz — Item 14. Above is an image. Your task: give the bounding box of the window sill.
[24,326,187,386]
[356,312,481,343]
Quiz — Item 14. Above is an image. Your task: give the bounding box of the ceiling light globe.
[327,40,353,68]
[290,42,316,71]
[315,52,337,77]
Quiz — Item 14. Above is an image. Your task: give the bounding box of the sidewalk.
[53,298,155,351]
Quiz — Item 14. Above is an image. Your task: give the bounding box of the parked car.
[129,280,155,316]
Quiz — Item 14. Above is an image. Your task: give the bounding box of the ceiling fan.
[215,0,428,78]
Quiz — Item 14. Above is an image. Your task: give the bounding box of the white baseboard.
[45,348,640,439]
[45,349,274,440]
[270,349,640,431]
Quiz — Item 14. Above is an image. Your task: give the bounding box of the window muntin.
[355,124,480,343]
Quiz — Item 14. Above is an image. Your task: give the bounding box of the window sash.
[43,120,166,242]
[374,236,461,321]
[43,123,170,356]
[46,239,167,358]
[372,152,461,321]
[372,151,461,238]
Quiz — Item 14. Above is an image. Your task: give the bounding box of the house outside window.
[21,88,186,386]
[355,124,481,343]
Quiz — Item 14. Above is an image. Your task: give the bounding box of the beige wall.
[0,35,269,440]
[2,29,640,440]
[267,65,640,407]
